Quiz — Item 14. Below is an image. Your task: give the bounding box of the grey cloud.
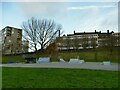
[67,5,116,10]
[17,2,67,19]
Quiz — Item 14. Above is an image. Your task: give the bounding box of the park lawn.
[1,48,119,63]
[1,55,25,64]
[2,67,119,88]
[57,50,119,62]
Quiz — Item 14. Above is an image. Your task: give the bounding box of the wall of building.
[56,30,120,50]
[22,40,29,53]
[1,26,27,54]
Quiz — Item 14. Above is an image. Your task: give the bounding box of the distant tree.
[91,37,97,49]
[22,41,29,53]
[63,37,71,50]
[100,35,117,60]
[100,35,116,52]
[46,42,57,54]
[73,36,80,50]
[22,17,62,52]
[90,36,98,61]
[117,35,120,46]
[56,37,63,51]
[82,35,89,50]
[107,35,117,54]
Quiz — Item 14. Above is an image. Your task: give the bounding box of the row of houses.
[1,26,120,54]
[56,30,120,50]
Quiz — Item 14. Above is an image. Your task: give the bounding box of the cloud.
[67,5,116,10]
[17,2,67,18]
[70,4,118,33]
[100,7,118,31]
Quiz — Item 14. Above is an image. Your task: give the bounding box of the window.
[12,30,14,34]
[6,30,11,36]
[6,33,11,36]
[6,46,10,49]
[8,40,11,43]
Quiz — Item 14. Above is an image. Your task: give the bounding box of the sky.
[0,0,119,35]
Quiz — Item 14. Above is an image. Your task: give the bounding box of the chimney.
[95,30,96,33]
[111,31,114,33]
[58,30,60,37]
[107,30,109,33]
[74,30,75,34]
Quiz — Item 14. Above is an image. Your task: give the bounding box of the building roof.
[2,26,22,31]
[67,30,114,36]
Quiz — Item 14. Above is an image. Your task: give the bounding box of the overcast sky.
[1,0,119,35]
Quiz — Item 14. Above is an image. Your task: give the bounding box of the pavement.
[0,62,119,71]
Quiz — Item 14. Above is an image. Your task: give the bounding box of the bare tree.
[107,35,117,55]
[90,37,97,49]
[64,37,71,50]
[90,36,98,61]
[22,17,62,52]
[56,37,63,51]
[82,35,89,50]
[100,35,116,50]
[100,34,117,60]
[73,36,80,50]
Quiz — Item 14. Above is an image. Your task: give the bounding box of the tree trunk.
[34,44,38,52]
[41,46,44,50]
[35,48,37,52]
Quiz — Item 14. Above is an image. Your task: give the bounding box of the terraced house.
[1,26,29,54]
[56,30,120,50]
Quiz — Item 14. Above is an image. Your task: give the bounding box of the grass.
[0,67,2,89]
[1,47,119,63]
[2,67,119,88]
[1,55,25,64]
[56,50,119,62]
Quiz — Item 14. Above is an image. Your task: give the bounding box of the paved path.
[1,62,119,71]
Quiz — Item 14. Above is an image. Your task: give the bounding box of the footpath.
[1,62,119,71]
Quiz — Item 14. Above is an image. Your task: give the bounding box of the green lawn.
[1,55,24,64]
[56,50,119,62]
[1,47,119,63]
[2,67,119,88]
